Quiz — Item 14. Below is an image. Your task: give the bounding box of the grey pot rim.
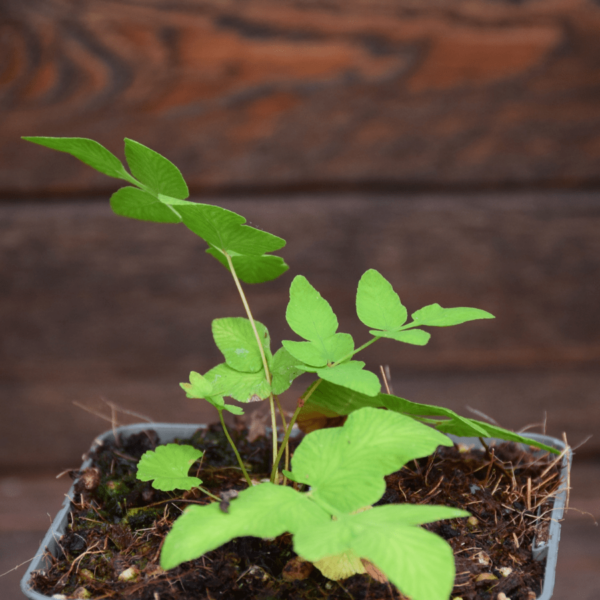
[20,423,571,600]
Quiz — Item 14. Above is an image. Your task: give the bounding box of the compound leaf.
[289,407,452,514]
[110,187,182,223]
[23,136,129,180]
[371,329,431,346]
[136,444,202,491]
[204,363,270,402]
[270,347,304,395]
[286,276,338,343]
[412,303,495,327]
[161,482,330,570]
[178,204,285,256]
[356,270,407,331]
[212,318,271,373]
[124,138,189,199]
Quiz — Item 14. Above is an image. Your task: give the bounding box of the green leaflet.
[160,482,330,570]
[136,444,202,491]
[412,303,495,327]
[179,371,244,415]
[312,549,366,581]
[270,347,304,395]
[22,137,130,180]
[124,138,189,200]
[206,246,289,284]
[286,276,338,342]
[178,204,285,256]
[371,329,431,346]
[110,187,182,223]
[212,318,271,373]
[289,407,452,514]
[300,361,381,397]
[356,269,407,331]
[294,504,469,600]
[299,381,559,454]
[204,363,271,402]
[283,333,354,368]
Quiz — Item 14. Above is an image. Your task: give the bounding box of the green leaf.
[223,404,245,415]
[294,504,469,600]
[270,348,304,395]
[356,269,407,331]
[212,318,271,373]
[282,333,354,368]
[289,407,452,514]
[412,303,495,327]
[312,361,381,397]
[161,482,330,570]
[206,246,289,284]
[371,329,431,346]
[124,138,189,199]
[23,137,129,180]
[136,444,202,491]
[204,363,270,402]
[286,276,338,342]
[180,371,214,398]
[110,187,182,223]
[178,204,285,255]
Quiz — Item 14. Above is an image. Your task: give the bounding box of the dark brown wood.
[2,0,600,195]
[1,193,599,471]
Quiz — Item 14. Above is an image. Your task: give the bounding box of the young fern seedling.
[24,136,561,600]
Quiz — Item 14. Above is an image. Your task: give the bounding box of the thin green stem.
[219,409,253,487]
[274,395,290,482]
[197,486,222,502]
[270,379,322,482]
[224,252,279,473]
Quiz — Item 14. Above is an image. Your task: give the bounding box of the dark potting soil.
[31,424,563,600]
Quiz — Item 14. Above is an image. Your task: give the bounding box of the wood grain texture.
[2,0,600,195]
[1,193,599,469]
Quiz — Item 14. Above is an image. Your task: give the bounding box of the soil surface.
[31,424,563,600]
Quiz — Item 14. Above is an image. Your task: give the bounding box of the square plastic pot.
[20,424,571,600]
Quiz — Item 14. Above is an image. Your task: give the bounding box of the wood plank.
[2,0,600,195]
[1,193,600,469]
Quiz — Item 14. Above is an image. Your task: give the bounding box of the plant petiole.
[218,409,253,487]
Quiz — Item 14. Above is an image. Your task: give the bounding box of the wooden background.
[1,1,599,598]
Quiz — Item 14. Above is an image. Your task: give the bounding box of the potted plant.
[19,137,570,600]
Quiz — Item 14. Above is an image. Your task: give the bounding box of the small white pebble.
[497,593,511,600]
[499,566,513,577]
[118,566,140,581]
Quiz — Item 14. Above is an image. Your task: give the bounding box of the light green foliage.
[22,137,130,180]
[206,246,289,284]
[356,269,407,331]
[180,371,244,415]
[212,318,271,373]
[356,270,494,348]
[370,328,431,346]
[270,348,304,395]
[136,444,203,491]
[161,408,465,600]
[294,505,468,600]
[299,361,381,397]
[204,363,271,402]
[110,187,182,224]
[412,303,495,327]
[283,333,354,367]
[301,381,559,454]
[289,407,452,514]
[285,276,380,396]
[161,482,331,569]
[124,138,189,199]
